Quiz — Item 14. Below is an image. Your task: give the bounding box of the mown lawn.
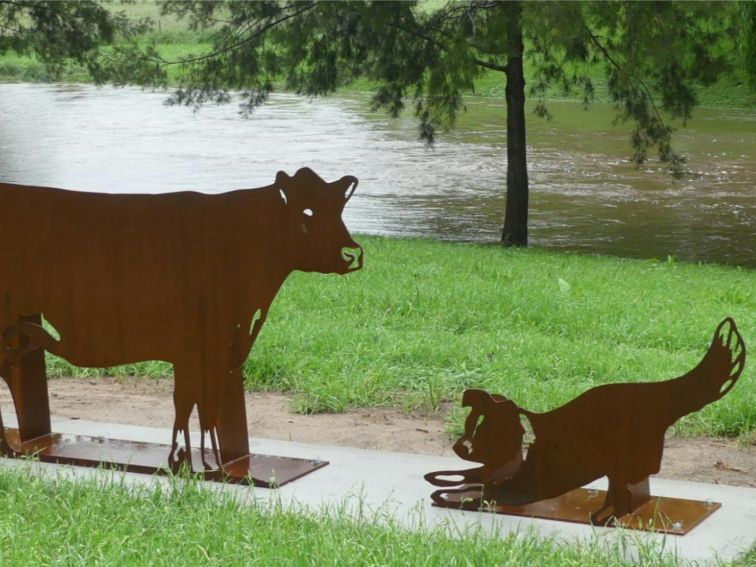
[1,466,746,567]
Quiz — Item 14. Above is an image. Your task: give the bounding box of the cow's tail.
[1,320,59,366]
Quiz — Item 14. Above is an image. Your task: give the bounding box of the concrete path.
[1,414,754,564]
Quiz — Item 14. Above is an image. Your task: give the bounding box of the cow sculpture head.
[275,168,363,274]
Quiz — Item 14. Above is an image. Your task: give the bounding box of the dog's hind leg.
[591,475,650,525]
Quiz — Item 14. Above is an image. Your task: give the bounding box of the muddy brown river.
[0,83,753,266]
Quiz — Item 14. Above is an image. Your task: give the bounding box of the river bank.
[2,45,753,111]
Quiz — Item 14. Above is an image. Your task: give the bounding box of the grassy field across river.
[45,236,756,441]
[3,39,752,110]
[1,0,753,111]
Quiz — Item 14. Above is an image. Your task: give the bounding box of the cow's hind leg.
[169,374,196,474]
[169,415,194,473]
[198,419,222,472]
[216,366,250,465]
[0,405,17,457]
[0,316,53,453]
[197,391,223,471]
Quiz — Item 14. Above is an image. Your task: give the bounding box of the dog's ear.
[462,389,491,407]
[462,389,502,413]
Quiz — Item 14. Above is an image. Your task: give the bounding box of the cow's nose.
[341,245,363,270]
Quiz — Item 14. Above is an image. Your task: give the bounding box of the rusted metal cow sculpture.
[0,167,362,485]
[426,318,746,534]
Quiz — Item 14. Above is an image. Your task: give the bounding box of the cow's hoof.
[202,469,224,482]
[589,509,615,526]
[168,448,193,475]
[0,439,16,457]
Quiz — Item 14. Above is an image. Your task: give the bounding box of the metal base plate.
[433,486,721,535]
[4,428,327,487]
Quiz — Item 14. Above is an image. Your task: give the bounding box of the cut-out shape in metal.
[0,167,362,485]
[426,318,746,534]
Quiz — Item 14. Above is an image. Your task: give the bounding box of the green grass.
[346,65,756,110]
[0,465,741,567]
[465,55,756,110]
[45,236,756,440]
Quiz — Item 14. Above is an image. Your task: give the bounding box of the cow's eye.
[303,208,314,217]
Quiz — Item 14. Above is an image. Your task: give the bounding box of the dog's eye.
[472,415,484,436]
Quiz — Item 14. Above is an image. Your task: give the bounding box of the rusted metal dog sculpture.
[426,318,746,533]
[0,167,362,485]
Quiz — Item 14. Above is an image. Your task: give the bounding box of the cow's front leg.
[196,364,249,471]
[217,365,250,464]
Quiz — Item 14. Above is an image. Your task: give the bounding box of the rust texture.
[426,318,746,531]
[433,486,721,535]
[3,427,326,487]
[0,167,361,480]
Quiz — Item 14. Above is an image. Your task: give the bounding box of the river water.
[0,83,754,266]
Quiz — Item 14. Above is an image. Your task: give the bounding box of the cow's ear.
[337,176,358,201]
[275,171,290,205]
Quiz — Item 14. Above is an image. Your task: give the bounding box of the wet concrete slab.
[2,414,755,563]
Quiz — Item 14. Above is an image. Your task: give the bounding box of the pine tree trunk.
[501,7,529,247]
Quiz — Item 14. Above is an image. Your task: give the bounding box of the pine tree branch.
[389,19,508,73]
[473,58,507,72]
[586,28,666,127]
[153,3,316,67]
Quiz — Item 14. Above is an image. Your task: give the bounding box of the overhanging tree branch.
[473,58,507,72]
[153,3,316,67]
[387,19,508,73]
[586,28,667,129]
